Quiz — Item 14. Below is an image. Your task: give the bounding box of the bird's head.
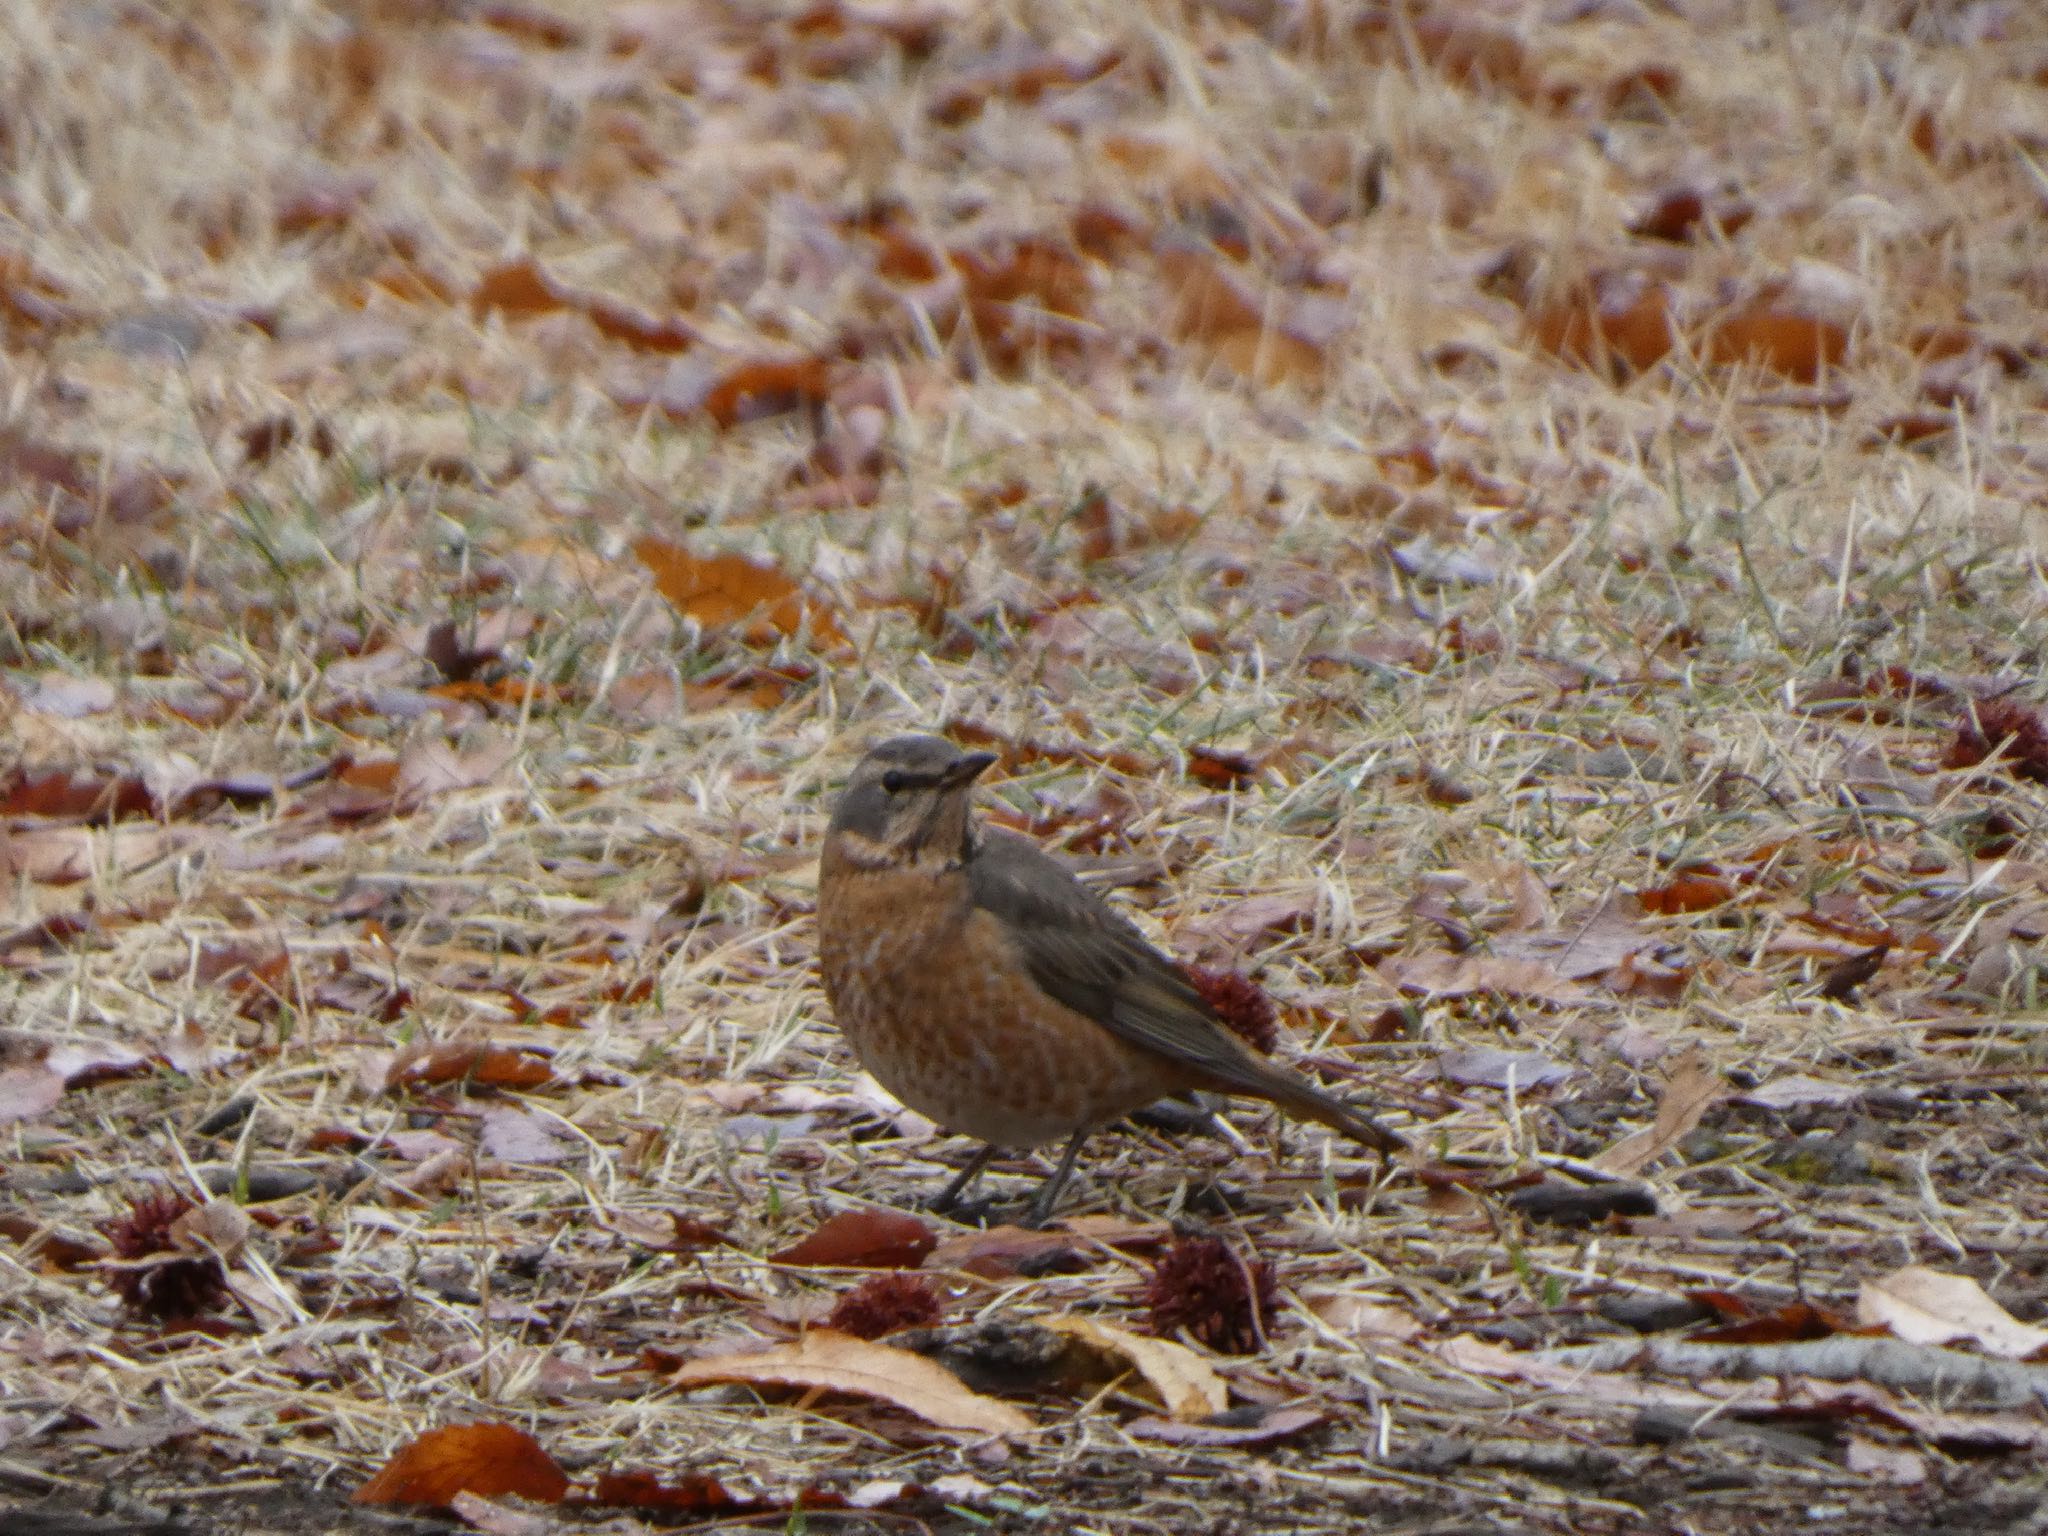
[825,735,998,869]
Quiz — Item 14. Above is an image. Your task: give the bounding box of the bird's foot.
[926,1192,1002,1227]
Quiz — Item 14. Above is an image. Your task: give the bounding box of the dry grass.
[4,0,2048,1530]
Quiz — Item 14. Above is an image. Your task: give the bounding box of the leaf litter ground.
[3,2,2048,1533]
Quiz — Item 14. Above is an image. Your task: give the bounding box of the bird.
[816,733,1405,1227]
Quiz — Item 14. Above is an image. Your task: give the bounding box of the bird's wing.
[967,830,1407,1153]
[966,830,1261,1082]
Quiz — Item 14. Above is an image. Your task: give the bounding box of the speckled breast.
[816,858,1179,1148]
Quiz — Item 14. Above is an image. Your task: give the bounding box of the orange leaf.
[472,258,567,319]
[474,259,695,353]
[1528,274,1675,375]
[1638,872,1736,914]
[353,1422,569,1507]
[633,537,842,645]
[1703,304,1847,381]
[700,358,832,428]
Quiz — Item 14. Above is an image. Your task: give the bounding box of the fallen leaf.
[1843,1436,1927,1485]
[1125,1405,1325,1447]
[383,1042,556,1093]
[353,1422,570,1507]
[1305,1293,1423,1342]
[1040,1315,1227,1421]
[22,674,117,718]
[926,1217,1167,1279]
[668,1329,1030,1435]
[46,1038,151,1084]
[1638,872,1736,914]
[1736,1074,1865,1110]
[447,1490,555,1536]
[1817,942,1890,1001]
[1436,1046,1576,1090]
[480,1106,575,1165]
[1383,953,1597,1006]
[634,536,843,646]
[0,1066,63,1126]
[1592,1047,1724,1175]
[396,733,517,806]
[771,1209,936,1270]
[1856,1267,2048,1361]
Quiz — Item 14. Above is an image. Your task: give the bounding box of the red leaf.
[770,1209,936,1270]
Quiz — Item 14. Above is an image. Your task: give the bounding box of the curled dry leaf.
[1125,1404,1326,1448]
[668,1328,1031,1436]
[1591,1046,1724,1176]
[1855,1267,2048,1361]
[353,1422,570,1508]
[1040,1315,1228,1422]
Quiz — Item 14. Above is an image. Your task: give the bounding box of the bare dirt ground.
[4,1,2048,1532]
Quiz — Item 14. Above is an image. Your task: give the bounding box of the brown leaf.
[1,766,156,822]
[1855,1267,2048,1360]
[473,258,695,352]
[1946,695,2048,782]
[1688,1293,1847,1344]
[1185,745,1261,789]
[1040,1316,1227,1421]
[771,1209,936,1270]
[395,733,517,806]
[1527,272,1675,375]
[353,1422,569,1507]
[384,1042,557,1093]
[1817,942,1890,1001]
[1591,1046,1725,1175]
[586,1470,755,1515]
[1702,299,1847,381]
[667,1329,1031,1435]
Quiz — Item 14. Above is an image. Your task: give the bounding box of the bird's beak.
[940,751,999,789]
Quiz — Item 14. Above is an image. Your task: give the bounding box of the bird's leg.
[928,1143,1000,1216]
[1022,1128,1091,1230]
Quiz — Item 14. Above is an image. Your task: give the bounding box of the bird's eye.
[880,770,905,794]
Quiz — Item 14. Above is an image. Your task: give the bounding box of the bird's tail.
[1240,1058,1407,1154]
